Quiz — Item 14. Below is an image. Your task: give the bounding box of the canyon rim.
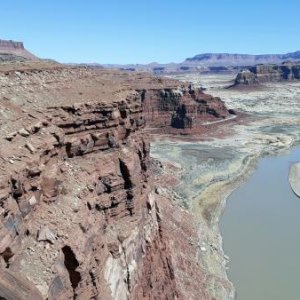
[1,8,300,298]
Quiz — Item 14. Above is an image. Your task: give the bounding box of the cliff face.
[0,97,159,299]
[234,63,300,85]
[0,63,230,299]
[0,39,37,61]
[141,86,229,129]
[0,40,24,50]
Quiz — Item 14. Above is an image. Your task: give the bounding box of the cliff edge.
[0,62,233,299]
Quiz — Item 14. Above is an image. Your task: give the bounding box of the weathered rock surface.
[140,85,229,129]
[0,269,43,300]
[289,162,300,197]
[234,62,300,85]
[0,62,231,299]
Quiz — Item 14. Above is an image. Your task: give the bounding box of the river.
[220,147,300,300]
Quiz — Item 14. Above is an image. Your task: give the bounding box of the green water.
[220,147,300,300]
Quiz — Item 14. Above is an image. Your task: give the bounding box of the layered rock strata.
[140,86,229,129]
[234,62,300,85]
[0,63,230,299]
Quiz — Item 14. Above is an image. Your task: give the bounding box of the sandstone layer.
[0,61,232,299]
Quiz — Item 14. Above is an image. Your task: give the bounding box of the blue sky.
[1,0,299,63]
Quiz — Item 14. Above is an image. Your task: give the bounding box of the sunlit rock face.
[0,63,225,300]
[234,62,300,85]
[140,86,230,129]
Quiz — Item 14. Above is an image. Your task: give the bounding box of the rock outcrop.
[289,162,300,197]
[0,62,231,299]
[234,62,300,85]
[0,39,37,61]
[140,86,230,129]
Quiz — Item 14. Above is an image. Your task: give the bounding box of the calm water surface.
[220,147,300,300]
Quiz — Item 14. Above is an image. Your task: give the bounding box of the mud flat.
[151,73,300,299]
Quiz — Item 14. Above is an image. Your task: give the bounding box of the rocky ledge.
[234,62,300,86]
[0,62,232,299]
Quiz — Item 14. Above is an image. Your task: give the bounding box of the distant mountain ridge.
[99,51,300,74]
[185,51,300,66]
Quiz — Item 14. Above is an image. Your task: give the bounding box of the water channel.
[221,147,300,300]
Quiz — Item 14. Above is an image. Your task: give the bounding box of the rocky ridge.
[100,51,300,74]
[0,62,232,299]
[185,52,300,66]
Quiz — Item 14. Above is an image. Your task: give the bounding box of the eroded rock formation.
[0,39,37,61]
[0,62,231,299]
[234,62,300,85]
[140,85,229,129]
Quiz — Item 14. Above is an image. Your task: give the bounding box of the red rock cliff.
[140,86,229,129]
[0,63,229,299]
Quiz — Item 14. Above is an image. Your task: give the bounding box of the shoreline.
[151,121,299,299]
[151,74,300,299]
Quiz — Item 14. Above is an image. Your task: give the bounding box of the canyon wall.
[0,63,231,299]
[234,62,300,85]
[140,86,230,129]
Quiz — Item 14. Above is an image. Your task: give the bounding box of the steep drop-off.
[0,62,232,299]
